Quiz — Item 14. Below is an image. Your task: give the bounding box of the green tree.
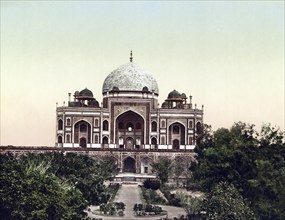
[173,156,186,187]
[203,182,256,220]
[152,157,173,186]
[22,152,110,205]
[178,193,202,217]
[97,156,118,180]
[0,154,88,220]
[192,122,285,219]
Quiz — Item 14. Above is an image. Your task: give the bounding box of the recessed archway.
[168,122,185,146]
[116,110,145,148]
[74,120,91,147]
[141,157,153,174]
[123,157,136,173]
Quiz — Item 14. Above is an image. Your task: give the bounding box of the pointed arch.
[58,119,63,130]
[74,120,91,147]
[168,122,186,146]
[141,156,153,174]
[115,110,145,148]
[151,121,157,132]
[123,156,136,173]
[103,120,109,131]
[57,135,63,144]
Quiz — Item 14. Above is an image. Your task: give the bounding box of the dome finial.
[130,50,133,62]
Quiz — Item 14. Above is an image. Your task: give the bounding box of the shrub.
[134,204,163,216]
[141,187,166,204]
[118,210,124,216]
[143,179,161,190]
[115,202,125,211]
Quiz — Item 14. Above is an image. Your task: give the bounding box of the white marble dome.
[102,62,159,95]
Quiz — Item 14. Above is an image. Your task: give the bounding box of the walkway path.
[114,183,142,218]
[87,183,186,219]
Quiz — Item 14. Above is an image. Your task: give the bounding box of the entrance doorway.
[173,139,180,150]
[123,157,136,173]
[80,137,87,148]
[126,137,134,149]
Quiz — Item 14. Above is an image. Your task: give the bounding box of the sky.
[1,1,284,146]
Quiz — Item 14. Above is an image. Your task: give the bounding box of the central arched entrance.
[116,111,145,149]
[74,120,91,148]
[169,122,185,148]
[123,157,136,173]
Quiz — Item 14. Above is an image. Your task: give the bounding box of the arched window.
[173,125,180,134]
[103,136,108,147]
[58,119,63,130]
[66,134,70,143]
[189,120,193,129]
[58,136,63,143]
[94,118,99,127]
[66,118,71,126]
[80,123,87,132]
[161,120,166,128]
[151,121,157,132]
[196,122,202,134]
[151,137,157,145]
[103,120,109,131]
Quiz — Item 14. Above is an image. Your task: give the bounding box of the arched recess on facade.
[102,136,108,147]
[196,122,202,134]
[66,118,71,126]
[115,110,145,149]
[151,121,157,132]
[103,120,109,131]
[140,156,153,174]
[58,119,63,130]
[196,121,202,145]
[74,120,91,147]
[123,156,136,173]
[168,122,186,149]
[57,135,63,144]
[151,137,158,149]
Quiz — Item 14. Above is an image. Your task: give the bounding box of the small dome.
[181,93,187,99]
[74,91,80,97]
[102,62,159,95]
[161,101,168,108]
[168,90,181,99]
[79,88,93,98]
[112,86,120,91]
[142,86,149,92]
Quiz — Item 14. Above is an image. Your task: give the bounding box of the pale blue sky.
[1,1,284,145]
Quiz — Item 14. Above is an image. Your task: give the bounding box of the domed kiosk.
[55,52,204,176]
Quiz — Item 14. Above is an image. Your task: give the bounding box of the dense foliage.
[143,179,161,190]
[192,122,285,219]
[152,157,173,185]
[203,182,256,219]
[0,152,117,219]
[140,186,166,205]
